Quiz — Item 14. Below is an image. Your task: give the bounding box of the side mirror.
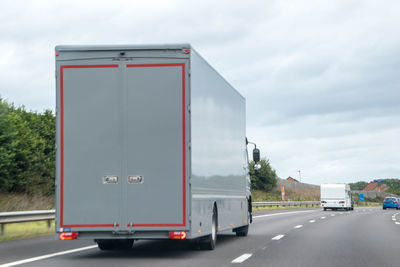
[253,148,260,163]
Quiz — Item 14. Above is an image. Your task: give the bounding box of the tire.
[323,208,326,211]
[96,239,134,250]
[235,224,249,237]
[199,206,217,250]
[383,207,386,210]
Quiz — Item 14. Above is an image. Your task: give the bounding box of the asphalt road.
[0,207,399,267]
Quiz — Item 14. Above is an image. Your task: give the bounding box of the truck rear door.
[57,55,189,231]
[123,61,188,230]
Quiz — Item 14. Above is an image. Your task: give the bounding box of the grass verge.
[0,220,55,242]
[0,193,54,212]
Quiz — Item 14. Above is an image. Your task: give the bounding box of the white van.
[320,184,353,211]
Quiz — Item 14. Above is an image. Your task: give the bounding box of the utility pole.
[298,170,302,183]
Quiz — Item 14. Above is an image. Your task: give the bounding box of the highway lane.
[0,207,398,267]
[242,207,400,267]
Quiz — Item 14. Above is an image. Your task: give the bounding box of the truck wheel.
[96,239,134,250]
[200,207,217,250]
[323,208,327,211]
[234,225,249,237]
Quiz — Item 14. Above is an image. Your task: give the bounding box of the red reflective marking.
[60,66,64,226]
[60,64,118,228]
[61,65,119,69]
[126,63,183,68]
[181,64,186,226]
[62,224,118,228]
[132,223,184,227]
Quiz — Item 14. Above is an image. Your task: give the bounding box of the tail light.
[321,201,327,204]
[394,201,398,204]
[169,231,187,240]
[59,232,78,240]
[339,201,345,204]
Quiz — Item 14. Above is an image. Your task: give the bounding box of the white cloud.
[0,0,399,184]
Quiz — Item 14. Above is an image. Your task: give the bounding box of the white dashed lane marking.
[232,253,252,263]
[294,225,303,229]
[0,245,98,267]
[272,234,285,240]
[321,216,326,219]
[309,220,316,223]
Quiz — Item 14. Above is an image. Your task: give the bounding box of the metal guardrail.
[0,202,318,235]
[253,201,320,207]
[0,201,379,235]
[0,210,55,235]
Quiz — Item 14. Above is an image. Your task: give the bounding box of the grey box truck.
[55,44,257,250]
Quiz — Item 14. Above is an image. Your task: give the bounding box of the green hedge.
[0,98,55,195]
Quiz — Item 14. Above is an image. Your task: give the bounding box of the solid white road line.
[272,234,285,240]
[253,210,316,219]
[232,253,252,263]
[309,220,316,223]
[294,225,303,229]
[0,245,98,267]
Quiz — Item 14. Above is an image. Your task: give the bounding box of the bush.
[0,98,55,195]
[249,159,277,191]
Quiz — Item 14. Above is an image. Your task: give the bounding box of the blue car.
[383,197,399,210]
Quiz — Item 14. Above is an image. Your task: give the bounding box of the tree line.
[0,98,55,195]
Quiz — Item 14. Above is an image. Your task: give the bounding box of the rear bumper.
[383,205,399,208]
[57,230,197,240]
[321,204,349,209]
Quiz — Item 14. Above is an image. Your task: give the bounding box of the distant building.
[287,176,299,183]
[362,181,390,192]
[362,182,378,191]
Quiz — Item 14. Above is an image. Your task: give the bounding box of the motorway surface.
[0,207,399,267]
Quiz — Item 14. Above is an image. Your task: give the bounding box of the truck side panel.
[190,50,248,238]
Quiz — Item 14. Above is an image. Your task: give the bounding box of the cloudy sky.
[0,0,399,185]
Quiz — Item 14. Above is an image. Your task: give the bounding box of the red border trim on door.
[59,63,187,228]
[126,63,186,227]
